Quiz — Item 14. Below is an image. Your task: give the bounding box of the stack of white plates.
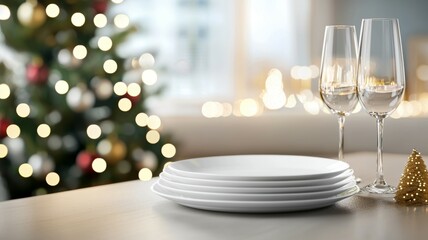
[151,155,359,213]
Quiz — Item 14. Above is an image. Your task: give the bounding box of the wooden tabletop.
[1,152,428,240]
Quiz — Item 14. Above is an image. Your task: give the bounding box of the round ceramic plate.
[161,168,354,190]
[151,183,360,213]
[156,180,356,201]
[168,155,349,181]
[159,172,355,193]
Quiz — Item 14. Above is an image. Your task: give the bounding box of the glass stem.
[338,115,345,161]
[375,116,386,186]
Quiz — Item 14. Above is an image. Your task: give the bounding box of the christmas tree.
[0,0,176,199]
[395,149,428,205]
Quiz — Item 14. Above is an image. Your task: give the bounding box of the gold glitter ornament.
[395,149,428,205]
[102,137,127,164]
[17,0,46,28]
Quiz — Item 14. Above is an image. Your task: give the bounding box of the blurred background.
[1,0,428,200]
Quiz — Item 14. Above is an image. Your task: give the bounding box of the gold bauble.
[104,138,127,164]
[17,0,46,28]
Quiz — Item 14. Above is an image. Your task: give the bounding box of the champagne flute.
[319,25,359,168]
[357,18,405,195]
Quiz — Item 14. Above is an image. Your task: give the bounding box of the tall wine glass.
[357,18,405,195]
[319,25,359,164]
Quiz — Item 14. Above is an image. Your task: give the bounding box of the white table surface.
[1,152,428,240]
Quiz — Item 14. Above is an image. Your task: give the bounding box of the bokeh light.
[142,69,157,85]
[6,124,20,138]
[201,101,223,118]
[45,4,60,18]
[0,84,11,99]
[73,45,87,60]
[93,79,113,100]
[147,115,161,129]
[138,168,152,181]
[263,91,286,110]
[113,82,127,96]
[265,68,283,91]
[57,49,72,66]
[97,139,112,156]
[103,59,118,74]
[98,36,113,51]
[239,98,259,117]
[0,144,8,158]
[161,143,176,158]
[285,94,297,108]
[416,65,428,81]
[0,5,11,20]
[135,112,149,127]
[139,53,155,68]
[55,80,70,95]
[18,163,33,178]
[87,124,102,139]
[37,124,51,138]
[92,158,107,173]
[93,13,107,28]
[114,14,129,28]
[263,68,286,110]
[146,130,160,144]
[118,98,132,112]
[127,83,141,97]
[291,65,315,80]
[16,103,31,118]
[46,172,60,186]
[71,12,85,27]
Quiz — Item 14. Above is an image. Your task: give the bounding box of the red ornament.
[92,0,109,14]
[76,151,98,173]
[124,93,141,105]
[26,63,49,85]
[0,118,11,139]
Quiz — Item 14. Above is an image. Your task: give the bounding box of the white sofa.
[161,113,428,159]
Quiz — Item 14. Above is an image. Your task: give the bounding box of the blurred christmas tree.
[0,0,176,199]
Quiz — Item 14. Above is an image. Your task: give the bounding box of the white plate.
[161,168,355,191]
[156,180,357,201]
[151,183,360,213]
[159,173,355,193]
[163,167,354,188]
[168,155,349,181]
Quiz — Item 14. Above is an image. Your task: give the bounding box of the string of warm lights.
[0,1,176,191]
[200,60,428,118]
[201,66,322,118]
[201,65,359,118]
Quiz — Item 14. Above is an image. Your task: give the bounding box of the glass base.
[360,182,397,196]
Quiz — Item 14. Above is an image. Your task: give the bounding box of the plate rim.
[163,167,354,187]
[168,154,350,181]
[151,182,360,212]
